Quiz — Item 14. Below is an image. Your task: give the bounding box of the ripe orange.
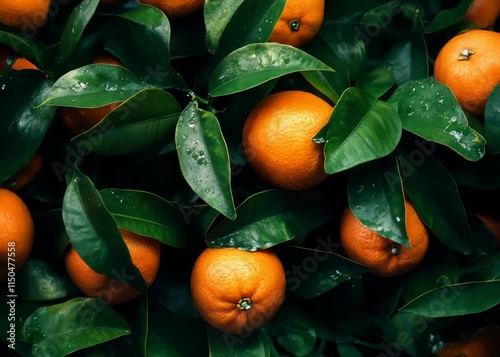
[10,57,39,71]
[471,211,500,249]
[60,53,123,135]
[190,248,286,335]
[268,0,325,48]
[434,29,500,117]
[12,153,43,192]
[64,228,161,305]
[436,325,500,357]
[339,200,429,277]
[0,0,51,30]
[242,90,333,191]
[139,0,205,19]
[465,0,500,29]
[0,188,35,281]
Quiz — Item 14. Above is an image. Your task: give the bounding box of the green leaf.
[337,344,363,357]
[62,167,146,291]
[205,0,244,54]
[384,31,428,86]
[400,280,500,317]
[207,326,270,357]
[485,84,500,154]
[59,0,100,63]
[175,101,236,220]
[357,67,394,99]
[215,0,286,59]
[347,156,409,247]
[0,31,47,70]
[18,258,78,301]
[424,0,473,33]
[389,79,485,161]
[208,43,334,97]
[23,297,130,356]
[399,149,475,255]
[99,5,186,89]
[321,87,401,174]
[70,88,181,156]
[279,245,371,299]
[206,190,332,251]
[382,311,431,357]
[100,188,188,248]
[40,64,151,108]
[0,71,56,182]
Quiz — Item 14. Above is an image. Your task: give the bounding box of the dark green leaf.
[176,101,236,219]
[0,31,47,69]
[0,71,56,182]
[209,43,334,97]
[399,150,475,254]
[337,344,363,357]
[425,0,473,33]
[382,311,432,357]
[390,79,485,161]
[40,64,151,108]
[347,156,409,246]
[23,297,130,356]
[206,190,332,251]
[100,188,188,248]
[70,88,180,156]
[321,87,401,174]
[400,280,500,317]
[59,0,100,62]
[205,0,244,54]
[207,326,270,357]
[485,83,500,154]
[62,167,146,291]
[216,0,286,59]
[357,67,394,99]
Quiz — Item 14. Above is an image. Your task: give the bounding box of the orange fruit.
[139,0,205,19]
[242,90,333,191]
[436,325,500,357]
[339,200,429,277]
[60,53,123,135]
[268,0,325,48]
[11,153,44,192]
[465,0,500,29]
[471,211,500,249]
[190,248,286,335]
[0,0,51,30]
[64,228,161,305]
[10,57,39,71]
[0,188,35,281]
[434,29,500,117]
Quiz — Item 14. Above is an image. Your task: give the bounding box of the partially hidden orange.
[11,153,43,192]
[64,228,161,305]
[242,90,333,191]
[339,200,429,277]
[471,211,500,249]
[436,325,500,357]
[465,0,500,29]
[434,29,500,117]
[190,248,286,335]
[139,0,205,19]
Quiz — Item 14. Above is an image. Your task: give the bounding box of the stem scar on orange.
[269,0,325,48]
[433,29,500,117]
[190,248,286,335]
[339,200,429,277]
[242,90,333,191]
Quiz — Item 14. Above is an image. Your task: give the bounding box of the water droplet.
[395,216,401,222]
[188,118,196,127]
[105,83,118,91]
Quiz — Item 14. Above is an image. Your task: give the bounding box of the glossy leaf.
[70,88,181,156]
[62,167,146,291]
[59,0,100,62]
[347,156,409,247]
[382,311,431,357]
[40,64,151,108]
[100,188,188,248]
[390,79,485,161]
[206,190,332,251]
[208,43,334,97]
[0,71,56,182]
[280,245,371,299]
[399,149,475,254]
[320,87,401,174]
[216,0,286,59]
[400,280,500,317]
[23,297,130,356]
[17,258,78,301]
[176,101,236,219]
[207,326,270,357]
[357,67,394,99]
[425,0,473,33]
[205,0,244,54]
[485,83,500,154]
